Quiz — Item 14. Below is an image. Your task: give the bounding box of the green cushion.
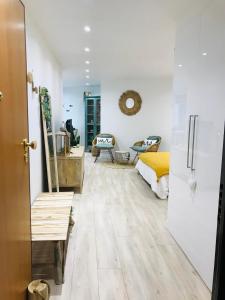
[130,146,146,153]
[96,143,114,149]
[98,134,113,138]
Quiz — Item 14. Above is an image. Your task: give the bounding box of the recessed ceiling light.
[178,64,183,68]
[202,52,208,56]
[84,25,91,32]
[85,69,90,73]
[86,75,90,79]
[86,83,90,86]
[85,60,90,65]
[84,47,90,52]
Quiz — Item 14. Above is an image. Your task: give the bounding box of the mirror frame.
[119,90,142,116]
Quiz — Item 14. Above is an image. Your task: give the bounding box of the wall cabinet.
[84,96,101,151]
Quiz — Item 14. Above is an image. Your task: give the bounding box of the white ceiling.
[23,0,211,87]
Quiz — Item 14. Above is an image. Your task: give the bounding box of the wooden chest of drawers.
[51,146,84,192]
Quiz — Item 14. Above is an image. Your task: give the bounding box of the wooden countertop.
[53,146,85,159]
[69,146,84,158]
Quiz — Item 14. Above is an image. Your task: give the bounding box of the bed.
[135,152,170,200]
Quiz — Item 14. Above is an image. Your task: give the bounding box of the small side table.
[115,151,130,164]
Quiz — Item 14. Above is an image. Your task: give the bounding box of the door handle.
[187,115,193,168]
[0,91,3,102]
[21,139,37,163]
[24,140,37,150]
[191,115,198,171]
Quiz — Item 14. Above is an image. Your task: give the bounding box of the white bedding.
[136,159,169,200]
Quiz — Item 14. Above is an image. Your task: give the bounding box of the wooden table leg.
[54,241,64,285]
[69,215,75,233]
[94,149,100,163]
[109,149,114,163]
[132,152,138,164]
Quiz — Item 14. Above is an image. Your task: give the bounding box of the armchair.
[130,136,161,163]
[92,133,116,163]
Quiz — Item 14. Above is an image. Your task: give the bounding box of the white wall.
[63,85,101,146]
[26,15,63,203]
[101,78,172,156]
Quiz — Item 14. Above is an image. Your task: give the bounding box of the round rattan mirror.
[119,90,142,116]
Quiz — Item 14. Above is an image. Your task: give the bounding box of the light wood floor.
[50,154,211,300]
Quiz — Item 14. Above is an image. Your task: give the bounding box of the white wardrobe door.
[168,1,225,289]
[191,3,225,287]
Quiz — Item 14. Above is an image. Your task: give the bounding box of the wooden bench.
[31,192,74,285]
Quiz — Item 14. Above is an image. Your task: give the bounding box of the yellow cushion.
[139,152,170,180]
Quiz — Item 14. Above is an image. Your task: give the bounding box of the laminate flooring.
[50,154,211,300]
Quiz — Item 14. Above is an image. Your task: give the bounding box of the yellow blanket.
[139,152,170,180]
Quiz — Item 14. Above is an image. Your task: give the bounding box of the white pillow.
[97,137,113,145]
[143,139,157,146]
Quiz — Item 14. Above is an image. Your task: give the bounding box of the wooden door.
[0,0,31,299]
